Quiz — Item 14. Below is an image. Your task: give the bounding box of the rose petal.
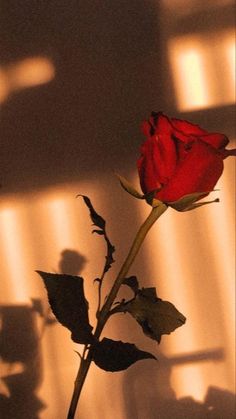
[170,118,208,135]
[200,133,229,150]
[141,113,172,137]
[152,114,194,143]
[156,141,224,202]
[138,112,235,205]
[141,120,153,137]
[152,113,172,134]
[137,134,177,194]
[171,118,230,150]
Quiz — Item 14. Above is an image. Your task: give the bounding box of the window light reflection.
[226,39,236,100]
[168,30,235,111]
[0,56,55,104]
[169,42,209,111]
[0,206,32,303]
[42,198,77,252]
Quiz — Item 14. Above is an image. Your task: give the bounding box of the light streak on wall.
[0,56,55,104]
[162,0,234,14]
[141,209,209,401]
[168,38,210,111]
[0,204,34,303]
[40,196,77,252]
[0,68,9,104]
[168,30,235,111]
[226,38,236,100]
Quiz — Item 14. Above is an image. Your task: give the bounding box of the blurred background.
[0,1,235,418]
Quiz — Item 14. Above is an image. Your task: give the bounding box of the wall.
[0,1,235,418]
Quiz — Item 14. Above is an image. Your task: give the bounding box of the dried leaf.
[36,271,94,344]
[79,195,106,230]
[120,288,186,343]
[92,338,156,371]
[79,195,115,276]
[104,238,115,275]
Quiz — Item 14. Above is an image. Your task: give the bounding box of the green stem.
[67,356,91,419]
[67,203,167,418]
[96,203,167,336]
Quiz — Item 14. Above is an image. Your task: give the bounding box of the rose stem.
[67,203,167,419]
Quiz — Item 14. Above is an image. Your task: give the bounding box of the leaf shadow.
[0,304,46,419]
[122,349,235,419]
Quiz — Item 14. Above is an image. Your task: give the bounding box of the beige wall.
[0,1,235,418]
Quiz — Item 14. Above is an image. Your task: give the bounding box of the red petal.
[200,133,229,150]
[156,141,224,202]
[154,113,172,134]
[141,120,152,137]
[137,134,177,194]
[170,117,230,150]
[170,118,208,135]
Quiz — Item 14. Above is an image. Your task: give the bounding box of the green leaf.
[36,271,94,344]
[79,195,115,276]
[119,288,186,343]
[116,173,144,199]
[92,338,156,372]
[122,276,139,294]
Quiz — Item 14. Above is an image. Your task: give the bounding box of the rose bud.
[137,112,236,210]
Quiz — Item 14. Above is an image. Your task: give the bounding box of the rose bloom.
[137,112,236,203]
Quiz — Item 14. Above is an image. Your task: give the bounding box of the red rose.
[137,112,236,204]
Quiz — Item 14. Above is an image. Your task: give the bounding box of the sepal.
[116,173,144,199]
[167,191,219,211]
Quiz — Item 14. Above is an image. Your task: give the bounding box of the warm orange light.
[168,29,235,111]
[8,57,55,90]
[0,56,55,104]
[226,38,236,102]
[42,197,76,251]
[0,68,9,103]
[0,205,34,303]
[0,182,234,412]
[168,38,210,111]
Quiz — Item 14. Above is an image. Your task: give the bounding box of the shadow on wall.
[58,249,87,276]
[0,248,87,418]
[0,304,45,419]
[122,351,236,419]
[0,0,163,195]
